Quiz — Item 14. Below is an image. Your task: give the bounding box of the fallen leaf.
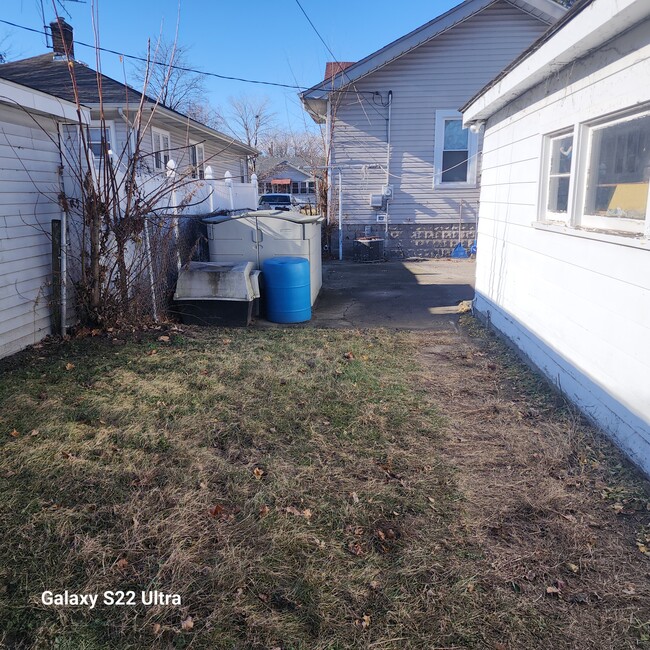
[343,351,355,360]
[199,481,208,490]
[9,429,19,438]
[253,467,264,480]
[351,491,359,504]
[116,558,129,570]
[258,505,270,518]
[209,504,225,518]
[221,338,232,345]
[152,623,161,635]
[147,349,157,356]
[29,429,39,437]
[467,583,475,593]
[65,362,75,371]
[157,335,170,343]
[347,542,364,556]
[568,563,579,573]
[181,615,193,631]
[546,586,561,595]
[302,508,313,521]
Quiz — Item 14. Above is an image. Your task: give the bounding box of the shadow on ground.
[309,259,475,330]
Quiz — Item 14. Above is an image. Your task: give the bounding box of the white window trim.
[151,127,171,172]
[88,120,116,164]
[538,106,650,241]
[433,109,478,189]
[539,129,576,224]
[189,140,205,180]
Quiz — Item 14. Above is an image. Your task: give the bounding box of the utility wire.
[0,18,305,89]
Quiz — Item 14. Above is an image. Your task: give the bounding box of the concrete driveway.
[311,259,475,329]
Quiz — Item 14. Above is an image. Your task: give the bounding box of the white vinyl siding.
[471,15,650,472]
[328,0,549,225]
[0,104,62,358]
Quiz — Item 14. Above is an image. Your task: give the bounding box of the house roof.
[256,156,322,179]
[0,75,90,123]
[462,0,650,123]
[300,0,565,121]
[0,53,257,155]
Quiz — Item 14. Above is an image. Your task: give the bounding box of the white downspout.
[56,123,68,336]
[325,99,333,231]
[338,169,343,261]
[385,91,393,241]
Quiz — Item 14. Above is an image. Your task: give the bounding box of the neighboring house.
[300,0,565,258]
[462,0,650,473]
[0,19,258,214]
[0,76,90,358]
[256,157,320,205]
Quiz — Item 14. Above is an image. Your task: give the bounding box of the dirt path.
[416,319,650,648]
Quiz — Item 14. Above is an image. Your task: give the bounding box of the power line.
[293,0,387,122]
[0,18,305,90]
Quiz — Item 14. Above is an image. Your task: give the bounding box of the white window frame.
[433,110,478,188]
[540,129,576,224]
[539,106,650,240]
[88,120,115,165]
[151,127,171,172]
[578,110,650,236]
[189,141,205,180]
[240,158,248,183]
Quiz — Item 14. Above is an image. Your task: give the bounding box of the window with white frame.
[240,158,248,183]
[189,142,205,179]
[88,122,114,163]
[583,111,650,233]
[541,107,650,237]
[152,128,170,172]
[434,110,478,187]
[545,133,574,220]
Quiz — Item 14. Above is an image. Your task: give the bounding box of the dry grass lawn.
[0,322,648,649]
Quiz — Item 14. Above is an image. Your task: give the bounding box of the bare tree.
[222,94,276,152]
[132,38,207,113]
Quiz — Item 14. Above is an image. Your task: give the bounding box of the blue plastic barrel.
[262,257,311,323]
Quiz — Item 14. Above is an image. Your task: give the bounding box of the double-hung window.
[88,122,114,165]
[434,110,479,187]
[545,133,574,220]
[152,128,170,172]
[189,142,205,179]
[541,107,650,237]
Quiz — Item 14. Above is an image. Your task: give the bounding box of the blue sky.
[2,1,459,133]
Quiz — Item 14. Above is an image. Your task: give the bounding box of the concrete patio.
[310,258,476,329]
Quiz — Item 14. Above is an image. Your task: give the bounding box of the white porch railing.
[165,162,258,215]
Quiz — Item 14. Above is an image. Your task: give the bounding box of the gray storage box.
[204,210,323,306]
[173,261,256,326]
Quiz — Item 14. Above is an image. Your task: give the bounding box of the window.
[307,181,315,194]
[152,128,170,171]
[540,107,650,237]
[546,133,574,219]
[240,158,248,183]
[189,142,205,179]
[582,112,650,233]
[434,110,478,187]
[87,122,113,164]
[291,181,299,194]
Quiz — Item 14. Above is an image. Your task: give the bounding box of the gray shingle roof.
[0,53,147,105]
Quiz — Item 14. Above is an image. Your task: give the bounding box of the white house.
[300,0,565,258]
[0,77,90,358]
[257,157,320,206]
[0,19,258,216]
[462,0,650,473]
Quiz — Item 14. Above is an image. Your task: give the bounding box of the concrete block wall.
[338,222,477,259]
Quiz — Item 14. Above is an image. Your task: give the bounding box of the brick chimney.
[50,18,74,59]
